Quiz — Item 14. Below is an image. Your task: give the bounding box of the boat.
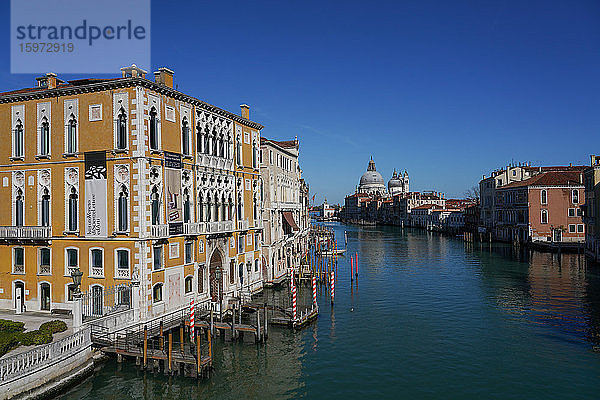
[317,248,347,256]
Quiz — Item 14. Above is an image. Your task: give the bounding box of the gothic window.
[221,194,226,222]
[198,193,204,222]
[15,188,24,227]
[68,187,78,231]
[206,195,212,222]
[197,122,203,153]
[219,134,224,157]
[14,120,24,158]
[540,190,547,205]
[40,117,50,156]
[41,188,50,227]
[212,130,217,156]
[541,209,548,224]
[182,117,190,156]
[183,188,191,223]
[572,190,579,204]
[214,193,219,221]
[116,108,127,150]
[66,116,77,154]
[197,267,204,293]
[236,136,242,166]
[149,107,159,150]
[237,194,243,220]
[117,186,128,232]
[151,186,160,225]
[203,127,209,154]
[228,196,233,220]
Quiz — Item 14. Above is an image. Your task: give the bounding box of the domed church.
[388,169,409,196]
[357,157,409,197]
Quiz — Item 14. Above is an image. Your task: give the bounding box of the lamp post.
[70,267,83,332]
[215,266,222,322]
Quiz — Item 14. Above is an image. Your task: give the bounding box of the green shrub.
[39,320,68,335]
[0,319,25,333]
[19,330,52,346]
[0,332,21,357]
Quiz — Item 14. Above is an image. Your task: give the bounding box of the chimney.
[154,67,174,88]
[36,72,59,89]
[240,104,250,119]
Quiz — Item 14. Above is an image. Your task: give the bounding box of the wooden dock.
[270,305,318,329]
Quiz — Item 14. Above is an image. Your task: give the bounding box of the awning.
[282,211,299,231]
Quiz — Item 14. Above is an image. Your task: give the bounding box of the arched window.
[228,196,233,221]
[252,140,257,169]
[214,193,219,221]
[15,189,24,227]
[198,193,204,222]
[197,267,204,293]
[219,134,224,157]
[151,186,160,225]
[183,188,191,223]
[253,195,258,222]
[236,136,242,166]
[14,120,24,158]
[540,189,547,205]
[221,194,226,222]
[184,276,193,293]
[153,283,163,303]
[149,107,158,150]
[182,117,190,156]
[203,127,209,154]
[40,117,50,156]
[238,263,245,286]
[118,186,128,232]
[41,188,50,227]
[67,116,77,154]
[212,130,217,156]
[206,195,212,222]
[541,209,548,224]
[68,188,78,232]
[116,108,127,150]
[572,189,579,204]
[196,122,203,153]
[237,195,243,220]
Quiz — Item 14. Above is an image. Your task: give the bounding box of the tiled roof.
[501,171,583,189]
[261,137,297,149]
[412,204,440,210]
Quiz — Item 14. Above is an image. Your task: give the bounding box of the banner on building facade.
[84,151,108,238]
[164,151,183,235]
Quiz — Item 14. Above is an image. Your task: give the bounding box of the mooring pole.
[159,321,164,351]
[208,329,212,360]
[257,308,262,343]
[143,324,148,369]
[210,307,214,335]
[168,330,173,374]
[180,323,184,353]
[196,327,201,376]
[264,303,268,339]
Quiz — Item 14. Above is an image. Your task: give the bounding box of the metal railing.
[81,284,132,321]
[0,226,51,239]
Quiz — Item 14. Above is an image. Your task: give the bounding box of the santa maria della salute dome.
[357,157,409,197]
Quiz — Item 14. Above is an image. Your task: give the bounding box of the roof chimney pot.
[240,104,250,119]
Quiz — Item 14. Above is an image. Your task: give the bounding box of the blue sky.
[2,1,599,204]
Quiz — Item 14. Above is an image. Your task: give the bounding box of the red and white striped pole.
[190,298,195,342]
[330,269,335,304]
[292,280,297,321]
[350,254,354,281]
[312,275,317,306]
[355,252,359,277]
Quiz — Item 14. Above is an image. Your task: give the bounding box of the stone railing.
[0,226,51,239]
[184,222,202,235]
[205,220,234,234]
[197,154,234,171]
[237,219,249,231]
[150,224,169,238]
[0,326,91,386]
[253,219,264,229]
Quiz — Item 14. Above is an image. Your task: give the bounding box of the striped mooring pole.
[330,269,335,305]
[190,298,195,342]
[312,275,317,306]
[355,252,359,277]
[292,279,297,321]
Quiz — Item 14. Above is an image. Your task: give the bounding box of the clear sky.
[1,1,599,204]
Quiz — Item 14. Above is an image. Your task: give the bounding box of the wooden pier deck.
[270,305,318,329]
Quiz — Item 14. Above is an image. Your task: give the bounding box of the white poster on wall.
[84,151,108,238]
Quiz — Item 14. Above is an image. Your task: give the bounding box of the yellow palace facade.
[0,65,264,320]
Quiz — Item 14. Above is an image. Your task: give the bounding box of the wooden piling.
[196,328,201,376]
[159,321,164,350]
[207,329,212,360]
[257,308,261,343]
[143,325,148,369]
[264,303,268,339]
[180,324,184,353]
[168,330,173,374]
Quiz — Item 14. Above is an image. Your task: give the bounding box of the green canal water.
[60,223,600,399]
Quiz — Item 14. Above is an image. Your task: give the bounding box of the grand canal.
[61,223,600,399]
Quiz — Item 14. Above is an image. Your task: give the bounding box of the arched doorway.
[209,250,223,302]
[14,281,24,314]
[40,283,50,311]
